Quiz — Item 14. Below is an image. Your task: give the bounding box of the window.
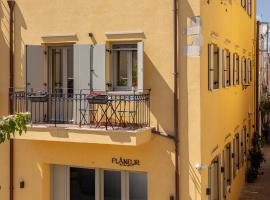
[242,57,248,85]
[70,167,95,200]
[111,43,144,91]
[233,134,240,178]
[223,144,231,198]
[49,46,74,94]
[233,54,240,85]
[247,0,252,16]
[244,126,247,157]
[208,156,220,200]
[52,165,148,200]
[247,59,252,83]
[129,172,148,200]
[239,133,244,168]
[241,0,246,9]
[223,50,231,87]
[209,44,220,90]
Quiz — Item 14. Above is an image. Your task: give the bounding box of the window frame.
[111,43,138,91]
[51,165,148,200]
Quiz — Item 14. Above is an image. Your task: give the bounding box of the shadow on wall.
[178,0,203,200]
[14,3,27,87]
[144,53,175,135]
[0,1,11,115]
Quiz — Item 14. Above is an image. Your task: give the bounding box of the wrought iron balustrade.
[9,89,151,130]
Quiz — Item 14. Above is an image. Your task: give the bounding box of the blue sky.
[257,0,270,22]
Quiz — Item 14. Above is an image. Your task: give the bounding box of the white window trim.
[110,42,144,92]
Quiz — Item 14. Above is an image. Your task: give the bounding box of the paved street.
[239,144,270,200]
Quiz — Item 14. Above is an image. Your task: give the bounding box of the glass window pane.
[117,51,128,87]
[104,170,121,200]
[129,172,147,200]
[70,167,95,200]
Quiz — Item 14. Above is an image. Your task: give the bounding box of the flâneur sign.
[112,157,140,167]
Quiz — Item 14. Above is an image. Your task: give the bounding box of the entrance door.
[52,166,148,200]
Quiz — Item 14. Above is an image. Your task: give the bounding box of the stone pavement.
[239,144,270,200]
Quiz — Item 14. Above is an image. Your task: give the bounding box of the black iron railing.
[10,89,151,130]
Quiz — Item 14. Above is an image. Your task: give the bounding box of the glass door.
[48,46,73,123]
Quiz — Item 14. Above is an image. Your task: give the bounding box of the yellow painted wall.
[12,137,175,200]
[0,0,257,200]
[1,0,177,199]
[179,0,256,200]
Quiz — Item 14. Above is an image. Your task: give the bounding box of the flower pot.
[28,94,49,102]
[87,95,108,104]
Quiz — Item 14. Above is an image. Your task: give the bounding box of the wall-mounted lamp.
[195,163,208,170]
[20,181,25,189]
[210,31,219,39]
[224,39,231,45]
[88,33,93,38]
[248,112,254,116]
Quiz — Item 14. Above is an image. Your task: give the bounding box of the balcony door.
[48,46,74,94]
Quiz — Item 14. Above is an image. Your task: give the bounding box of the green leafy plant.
[246,132,265,183]
[0,113,30,143]
[260,98,270,114]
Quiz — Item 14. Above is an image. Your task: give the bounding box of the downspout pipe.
[7,1,15,200]
[173,0,180,199]
[256,21,260,134]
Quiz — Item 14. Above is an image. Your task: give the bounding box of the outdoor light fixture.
[210,31,219,38]
[195,163,208,170]
[224,39,231,45]
[19,181,25,189]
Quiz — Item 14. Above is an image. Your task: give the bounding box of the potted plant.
[106,82,112,91]
[246,132,265,183]
[27,90,48,102]
[86,91,108,104]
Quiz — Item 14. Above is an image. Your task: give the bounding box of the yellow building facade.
[0,0,256,200]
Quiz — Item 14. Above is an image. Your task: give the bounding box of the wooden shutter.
[219,48,223,89]
[242,58,246,84]
[73,44,91,93]
[247,59,251,83]
[92,44,106,91]
[233,54,237,85]
[229,52,233,86]
[26,45,45,91]
[208,44,214,91]
[223,49,227,88]
[137,41,144,92]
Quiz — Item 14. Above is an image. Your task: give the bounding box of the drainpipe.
[7,1,15,200]
[173,0,180,199]
[256,21,259,134]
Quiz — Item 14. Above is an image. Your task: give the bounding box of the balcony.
[9,88,152,146]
